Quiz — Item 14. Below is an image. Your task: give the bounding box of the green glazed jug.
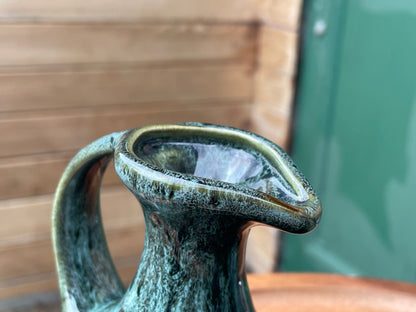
[52,123,321,312]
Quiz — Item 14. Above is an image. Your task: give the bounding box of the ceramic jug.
[52,123,321,312]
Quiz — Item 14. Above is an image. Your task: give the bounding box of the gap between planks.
[0,59,253,74]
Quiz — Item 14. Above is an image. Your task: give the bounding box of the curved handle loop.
[52,131,127,312]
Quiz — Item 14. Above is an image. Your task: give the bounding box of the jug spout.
[115,124,321,233]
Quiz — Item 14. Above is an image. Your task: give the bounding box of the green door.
[282,0,416,282]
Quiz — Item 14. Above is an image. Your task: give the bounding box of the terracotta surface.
[248,273,416,312]
[3,273,416,311]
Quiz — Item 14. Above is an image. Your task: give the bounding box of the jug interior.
[134,134,307,203]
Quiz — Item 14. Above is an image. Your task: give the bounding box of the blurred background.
[1,0,415,310]
[282,0,416,283]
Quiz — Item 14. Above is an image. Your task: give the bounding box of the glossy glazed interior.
[133,132,308,203]
[118,124,321,233]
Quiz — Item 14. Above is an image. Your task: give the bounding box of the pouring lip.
[114,123,321,234]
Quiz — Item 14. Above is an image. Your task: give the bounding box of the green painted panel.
[282,0,416,282]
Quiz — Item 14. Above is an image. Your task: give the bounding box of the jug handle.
[52,131,127,311]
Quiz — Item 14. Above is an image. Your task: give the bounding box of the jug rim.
[114,123,321,233]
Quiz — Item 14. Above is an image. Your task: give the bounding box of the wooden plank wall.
[247,0,303,274]
[0,0,303,304]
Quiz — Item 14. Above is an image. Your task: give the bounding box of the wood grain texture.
[0,187,144,297]
[257,0,303,30]
[251,68,294,148]
[0,153,123,200]
[248,273,416,312]
[245,3,303,275]
[258,27,298,75]
[0,0,302,29]
[246,227,280,273]
[0,227,143,281]
[0,0,258,23]
[255,68,294,114]
[3,273,416,311]
[251,71,294,148]
[0,187,141,242]
[0,101,251,158]
[0,0,305,303]
[0,258,139,301]
[252,27,298,149]
[0,65,253,112]
[250,106,291,149]
[0,24,255,67]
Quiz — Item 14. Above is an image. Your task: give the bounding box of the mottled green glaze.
[52,123,321,311]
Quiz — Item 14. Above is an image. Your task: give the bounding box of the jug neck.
[119,200,254,312]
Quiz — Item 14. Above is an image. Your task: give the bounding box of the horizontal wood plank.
[0,153,123,200]
[0,24,255,67]
[0,227,143,281]
[0,0,258,23]
[0,186,144,281]
[258,27,298,75]
[0,65,253,112]
[0,187,141,242]
[258,0,302,31]
[0,0,302,30]
[0,186,143,299]
[255,68,294,114]
[250,106,291,149]
[0,257,139,301]
[0,271,59,301]
[0,101,251,158]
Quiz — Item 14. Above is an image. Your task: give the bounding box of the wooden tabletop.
[3,273,416,311]
[248,273,416,312]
